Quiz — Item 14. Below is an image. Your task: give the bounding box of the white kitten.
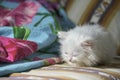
[58,24,117,67]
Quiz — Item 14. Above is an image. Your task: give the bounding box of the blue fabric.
[0,1,56,50]
[0,60,44,76]
[0,52,58,76]
[0,1,58,76]
[0,1,75,76]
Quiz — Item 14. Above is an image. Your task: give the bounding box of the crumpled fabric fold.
[0,36,38,62]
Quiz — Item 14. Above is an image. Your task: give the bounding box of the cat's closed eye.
[72,54,78,57]
[65,52,68,54]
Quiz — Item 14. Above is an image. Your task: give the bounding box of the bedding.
[0,36,37,62]
[0,0,74,76]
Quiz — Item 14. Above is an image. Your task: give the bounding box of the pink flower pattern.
[0,7,12,26]
[0,36,38,62]
[0,1,40,26]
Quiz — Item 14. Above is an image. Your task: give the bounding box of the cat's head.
[57,31,98,67]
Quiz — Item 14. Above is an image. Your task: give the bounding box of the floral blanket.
[0,0,75,76]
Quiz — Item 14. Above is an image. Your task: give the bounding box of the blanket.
[0,0,75,76]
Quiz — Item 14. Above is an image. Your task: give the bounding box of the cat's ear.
[81,40,93,47]
[81,40,94,51]
[57,31,67,39]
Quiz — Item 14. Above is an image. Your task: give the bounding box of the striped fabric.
[9,61,120,80]
[6,57,120,80]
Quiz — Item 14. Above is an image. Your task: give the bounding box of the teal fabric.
[0,0,75,76]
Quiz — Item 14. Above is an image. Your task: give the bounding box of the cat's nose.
[69,59,72,62]
[69,57,72,62]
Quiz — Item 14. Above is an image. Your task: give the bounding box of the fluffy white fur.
[58,24,117,67]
